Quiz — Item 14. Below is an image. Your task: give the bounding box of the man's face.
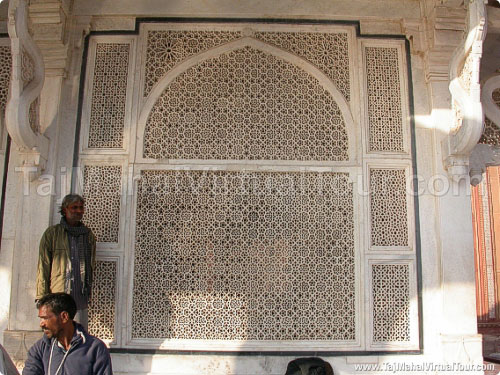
[63,201,84,225]
[38,305,64,339]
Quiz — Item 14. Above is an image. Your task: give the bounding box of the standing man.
[23,293,112,375]
[37,194,96,327]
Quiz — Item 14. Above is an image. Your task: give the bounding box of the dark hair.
[285,358,334,375]
[59,194,85,216]
[36,293,77,319]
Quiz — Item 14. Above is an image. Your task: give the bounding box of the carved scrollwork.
[20,47,34,87]
[5,0,48,176]
[442,0,487,180]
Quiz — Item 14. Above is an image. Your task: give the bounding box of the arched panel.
[136,38,357,164]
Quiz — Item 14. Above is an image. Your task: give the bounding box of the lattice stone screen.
[143,46,349,161]
[370,168,408,247]
[145,30,241,96]
[80,24,418,350]
[372,264,410,342]
[88,43,130,149]
[0,46,11,111]
[82,165,122,243]
[132,170,355,340]
[88,260,117,342]
[254,32,351,101]
[365,47,404,153]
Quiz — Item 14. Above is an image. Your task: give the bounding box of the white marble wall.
[0,0,486,373]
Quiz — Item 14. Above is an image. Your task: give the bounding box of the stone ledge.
[3,330,43,372]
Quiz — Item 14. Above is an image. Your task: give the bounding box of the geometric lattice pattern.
[88,260,116,342]
[255,32,351,101]
[143,46,349,161]
[365,47,404,152]
[480,117,500,145]
[144,30,241,97]
[132,170,355,340]
[82,165,122,243]
[372,264,410,342]
[0,46,11,111]
[370,168,408,247]
[480,89,500,146]
[88,43,130,149]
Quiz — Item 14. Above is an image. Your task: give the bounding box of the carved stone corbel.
[442,0,487,181]
[5,0,48,179]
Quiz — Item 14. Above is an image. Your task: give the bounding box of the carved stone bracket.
[442,0,487,181]
[6,0,48,179]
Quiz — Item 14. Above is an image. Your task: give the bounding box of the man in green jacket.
[36,194,96,328]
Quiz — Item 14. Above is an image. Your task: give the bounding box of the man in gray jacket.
[23,293,112,375]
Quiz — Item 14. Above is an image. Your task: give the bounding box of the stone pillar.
[421,0,484,365]
[428,78,483,366]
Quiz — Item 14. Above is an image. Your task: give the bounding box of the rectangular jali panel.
[88,260,117,343]
[369,168,408,247]
[88,43,130,149]
[0,45,11,111]
[82,165,122,243]
[132,170,355,341]
[372,264,410,343]
[365,46,404,153]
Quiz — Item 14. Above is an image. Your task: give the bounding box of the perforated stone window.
[372,264,410,342]
[365,47,404,152]
[370,168,408,247]
[143,46,349,161]
[254,31,351,101]
[132,170,355,341]
[88,260,117,342]
[0,46,11,111]
[82,165,122,243]
[88,43,130,149]
[144,30,241,97]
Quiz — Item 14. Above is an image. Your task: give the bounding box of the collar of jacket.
[42,322,87,348]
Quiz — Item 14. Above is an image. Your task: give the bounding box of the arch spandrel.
[136,38,357,164]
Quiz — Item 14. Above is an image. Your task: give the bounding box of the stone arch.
[136,37,357,163]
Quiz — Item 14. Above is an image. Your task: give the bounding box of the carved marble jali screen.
[78,23,418,351]
[132,170,355,340]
